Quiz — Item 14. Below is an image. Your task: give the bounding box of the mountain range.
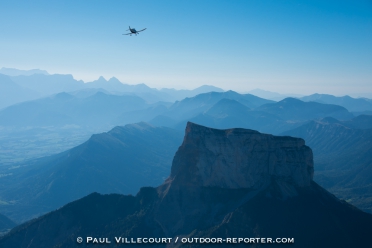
[301,93,372,112]
[256,97,353,121]
[248,88,304,100]
[0,92,148,128]
[0,69,225,109]
[0,90,262,163]
[1,123,371,247]
[0,68,49,76]
[0,74,40,109]
[1,68,372,245]
[150,94,355,135]
[0,91,164,163]
[282,115,372,213]
[0,123,183,223]
[0,89,360,165]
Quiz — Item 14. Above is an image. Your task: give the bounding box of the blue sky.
[0,0,371,96]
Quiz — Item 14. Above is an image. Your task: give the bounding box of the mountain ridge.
[0,123,183,223]
[301,93,372,112]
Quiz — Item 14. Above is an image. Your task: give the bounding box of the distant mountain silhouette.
[257,97,354,121]
[159,85,224,101]
[0,83,227,163]
[0,123,183,223]
[282,117,372,213]
[248,88,303,101]
[301,93,372,112]
[0,92,148,128]
[1,123,371,247]
[150,95,355,135]
[151,91,274,125]
[343,114,372,129]
[86,77,156,94]
[171,99,298,134]
[205,98,252,115]
[84,80,225,103]
[0,74,40,109]
[0,68,49,76]
[1,69,226,107]
[11,74,85,96]
[67,88,112,98]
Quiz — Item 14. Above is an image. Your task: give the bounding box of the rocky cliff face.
[154,122,315,236]
[165,122,313,197]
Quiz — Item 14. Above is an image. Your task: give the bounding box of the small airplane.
[123,26,146,36]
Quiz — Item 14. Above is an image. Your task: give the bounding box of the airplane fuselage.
[123,26,146,36]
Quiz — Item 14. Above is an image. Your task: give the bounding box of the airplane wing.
[122,33,132,35]
[137,28,147,32]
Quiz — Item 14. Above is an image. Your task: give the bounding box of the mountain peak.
[52,92,74,100]
[97,76,106,81]
[320,116,343,124]
[192,85,224,93]
[279,97,303,104]
[108,77,122,84]
[166,122,313,198]
[110,122,155,133]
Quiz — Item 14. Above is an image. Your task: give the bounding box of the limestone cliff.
[154,122,315,237]
[164,122,313,197]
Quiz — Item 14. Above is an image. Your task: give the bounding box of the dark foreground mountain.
[282,116,372,213]
[0,123,183,223]
[1,122,371,248]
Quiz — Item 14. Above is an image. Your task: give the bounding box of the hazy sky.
[0,0,371,96]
